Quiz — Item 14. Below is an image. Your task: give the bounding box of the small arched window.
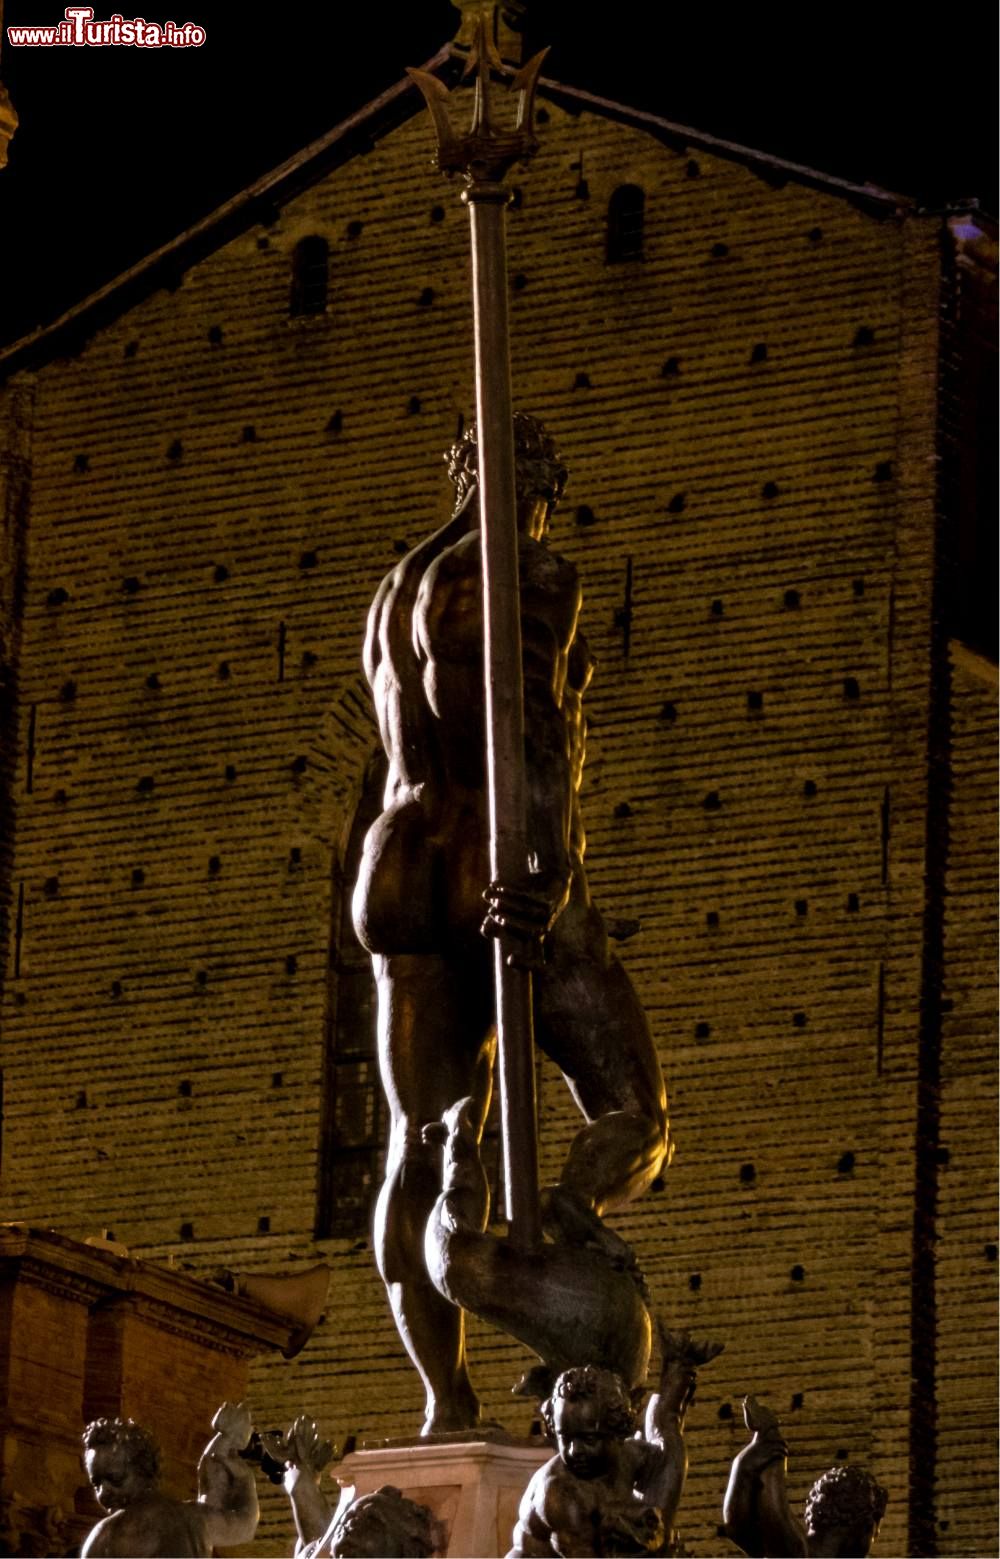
[606,185,645,263]
[289,235,329,317]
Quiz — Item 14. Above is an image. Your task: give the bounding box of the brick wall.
[0,87,993,1554]
[934,644,998,1557]
[0,382,32,1076]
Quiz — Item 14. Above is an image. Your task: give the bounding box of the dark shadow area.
[0,0,994,345]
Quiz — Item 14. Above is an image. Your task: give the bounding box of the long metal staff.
[408,12,548,1250]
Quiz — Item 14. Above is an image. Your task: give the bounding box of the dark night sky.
[0,0,995,347]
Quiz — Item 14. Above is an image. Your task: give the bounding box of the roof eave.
[3,51,964,384]
[537,74,913,215]
[0,45,454,381]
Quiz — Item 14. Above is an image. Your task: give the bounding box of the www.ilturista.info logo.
[7,6,205,45]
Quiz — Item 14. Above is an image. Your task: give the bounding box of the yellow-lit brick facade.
[0,68,996,1556]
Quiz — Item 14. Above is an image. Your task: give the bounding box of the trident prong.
[407,3,547,185]
[405,67,460,167]
[511,47,549,136]
[464,10,503,138]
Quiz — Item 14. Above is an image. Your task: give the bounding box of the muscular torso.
[354,521,593,955]
[82,1498,209,1558]
[413,530,584,791]
[513,1447,666,1558]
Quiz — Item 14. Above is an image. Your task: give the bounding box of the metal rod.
[406,13,549,1252]
[465,183,541,1250]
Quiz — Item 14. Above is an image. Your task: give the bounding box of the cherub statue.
[331,1487,446,1559]
[508,1326,724,1557]
[722,1396,888,1558]
[80,1401,258,1557]
[265,1416,445,1558]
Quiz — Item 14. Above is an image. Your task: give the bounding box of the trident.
[408,9,548,1250]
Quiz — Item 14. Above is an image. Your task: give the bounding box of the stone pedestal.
[333,1436,551,1559]
[0,1226,299,1556]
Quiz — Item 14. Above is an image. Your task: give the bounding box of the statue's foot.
[420,1386,482,1438]
[420,1410,477,1437]
[512,1363,556,1403]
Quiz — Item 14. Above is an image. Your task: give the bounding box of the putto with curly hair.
[510,1338,722,1558]
[80,1401,259,1557]
[444,411,568,512]
[541,1364,636,1441]
[82,1417,160,1488]
[724,1396,889,1559]
[329,1484,446,1559]
[805,1464,889,1541]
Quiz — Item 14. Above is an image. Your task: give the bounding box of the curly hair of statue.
[81,1419,160,1485]
[334,1485,446,1556]
[804,1465,889,1536]
[445,412,569,509]
[540,1365,637,1440]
